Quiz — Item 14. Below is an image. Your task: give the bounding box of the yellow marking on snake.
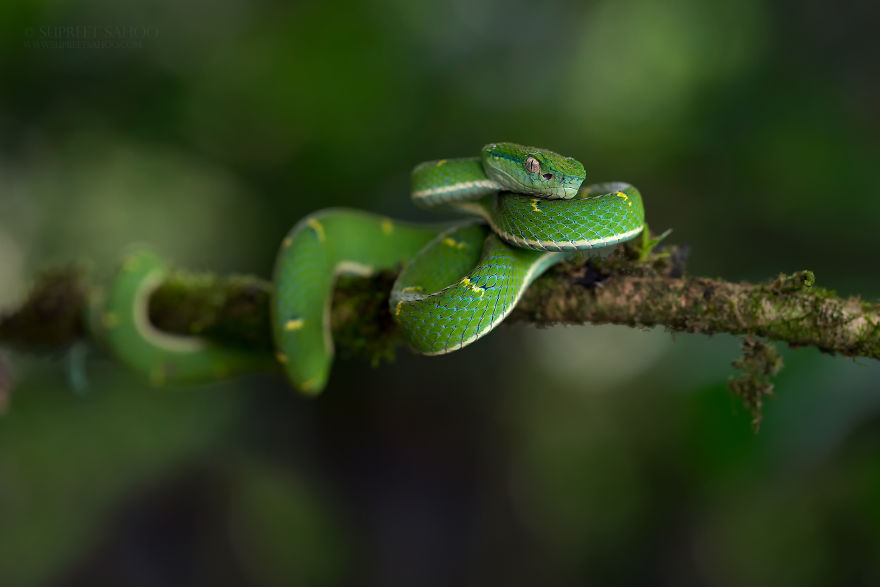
[442,237,468,249]
[394,300,404,316]
[282,236,293,248]
[381,218,394,235]
[300,378,318,392]
[460,277,485,297]
[436,159,447,166]
[307,219,326,242]
[275,352,288,364]
[615,191,631,205]
[530,199,542,213]
[401,286,424,293]
[102,312,119,328]
[284,319,305,331]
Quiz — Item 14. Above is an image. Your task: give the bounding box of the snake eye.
[543,173,553,180]
[525,156,540,174]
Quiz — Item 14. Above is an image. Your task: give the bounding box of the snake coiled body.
[91,143,645,394]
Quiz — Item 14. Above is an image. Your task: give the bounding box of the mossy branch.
[2,235,879,397]
[510,253,879,360]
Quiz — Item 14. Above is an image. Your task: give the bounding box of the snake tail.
[89,249,269,385]
[271,209,440,394]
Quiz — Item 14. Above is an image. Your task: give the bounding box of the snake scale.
[89,143,646,394]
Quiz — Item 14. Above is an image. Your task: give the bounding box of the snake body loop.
[92,142,646,394]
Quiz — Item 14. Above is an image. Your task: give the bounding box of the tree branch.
[511,259,880,360]
[2,239,878,369]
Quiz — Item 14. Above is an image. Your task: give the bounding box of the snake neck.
[410,157,500,208]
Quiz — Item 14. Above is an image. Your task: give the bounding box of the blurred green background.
[1,0,880,585]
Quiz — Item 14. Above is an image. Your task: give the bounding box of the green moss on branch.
[2,241,879,368]
[510,259,880,361]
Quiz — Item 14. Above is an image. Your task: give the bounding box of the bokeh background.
[1,0,880,585]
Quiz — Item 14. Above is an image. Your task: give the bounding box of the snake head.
[481,142,586,199]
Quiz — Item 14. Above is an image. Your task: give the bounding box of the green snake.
[89,143,645,394]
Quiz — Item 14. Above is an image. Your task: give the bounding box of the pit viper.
[90,143,645,394]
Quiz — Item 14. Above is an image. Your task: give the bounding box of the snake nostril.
[543,173,553,180]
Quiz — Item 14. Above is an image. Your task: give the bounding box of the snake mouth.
[556,179,582,199]
[488,165,579,199]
